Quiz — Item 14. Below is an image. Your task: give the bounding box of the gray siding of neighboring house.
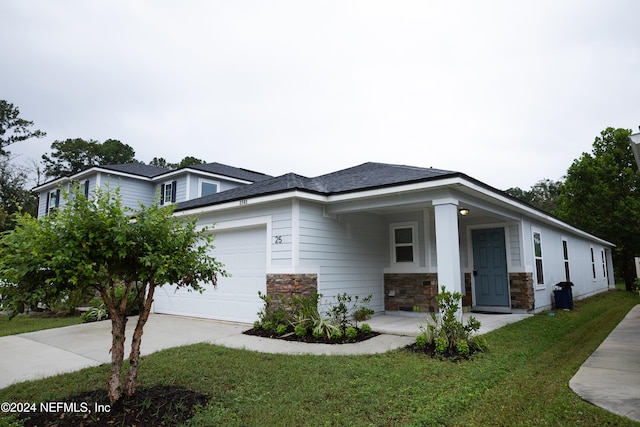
[99,175,155,210]
[185,173,247,200]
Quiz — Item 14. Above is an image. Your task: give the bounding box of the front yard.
[0,314,82,337]
[1,290,639,426]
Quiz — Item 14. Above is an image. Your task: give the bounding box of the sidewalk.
[569,304,640,422]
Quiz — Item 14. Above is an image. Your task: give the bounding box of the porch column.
[433,198,462,316]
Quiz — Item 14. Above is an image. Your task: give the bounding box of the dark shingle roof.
[101,163,171,178]
[188,162,272,182]
[174,162,459,211]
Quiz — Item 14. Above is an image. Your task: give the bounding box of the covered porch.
[325,183,534,314]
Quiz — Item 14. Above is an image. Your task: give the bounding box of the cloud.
[2,0,639,189]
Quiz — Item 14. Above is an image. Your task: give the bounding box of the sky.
[2,0,639,191]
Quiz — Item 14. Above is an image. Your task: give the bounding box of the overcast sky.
[2,1,639,190]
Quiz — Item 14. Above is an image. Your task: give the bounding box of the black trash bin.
[553,281,574,310]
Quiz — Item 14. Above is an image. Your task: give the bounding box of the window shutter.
[171,180,177,203]
[55,189,60,207]
[160,184,165,204]
[45,193,50,214]
[83,180,90,198]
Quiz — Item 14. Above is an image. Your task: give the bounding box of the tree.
[149,156,206,169]
[505,179,562,214]
[0,188,226,405]
[41,138,137,179]
[0,158,38,232]
[0,100,46,156]
[556,127,640,290]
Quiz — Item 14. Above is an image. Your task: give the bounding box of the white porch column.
[433,198,462,316]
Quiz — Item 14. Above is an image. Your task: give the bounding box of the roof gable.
[187,162,272,182]
[100,163,171,178]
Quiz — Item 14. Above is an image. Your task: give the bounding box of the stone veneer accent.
[509,272,534,310]
[384,273,439,313]
[266,274,318,302]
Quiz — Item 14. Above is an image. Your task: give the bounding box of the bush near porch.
[246,291,377,343]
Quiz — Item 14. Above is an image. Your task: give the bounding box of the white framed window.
[601,249,607,279]
[46,189,60,214]
[390,222,418,265]
[198,179,219,197]
[562,238,570,282]
[532,228,544,288]
[160,180,177,205]
[590,247,596,280]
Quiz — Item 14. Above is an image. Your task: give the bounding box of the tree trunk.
[108,309,128,406]
[123,284,155,397]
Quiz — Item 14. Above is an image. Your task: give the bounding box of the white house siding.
[195,200,292,269]
[521,218,611,311]
[298,201,385,313]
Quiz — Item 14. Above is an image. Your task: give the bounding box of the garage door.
[152,225,267,323]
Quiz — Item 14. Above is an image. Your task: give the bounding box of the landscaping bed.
[15,386,207,427]
[243,324,379,344]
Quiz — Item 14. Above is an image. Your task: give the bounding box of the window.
[601,249,607,279]
[562,238,570,281]
[46,189,60,214]
[199,179,219,197]
[591,247,596,279]
[160,180,177,205]
[391,223,417,264]
[532,229,544,286]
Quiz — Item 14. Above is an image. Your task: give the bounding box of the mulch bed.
[16,385,208,427]
[243,326,379,344]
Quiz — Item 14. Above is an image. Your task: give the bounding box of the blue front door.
[472,228,510,307]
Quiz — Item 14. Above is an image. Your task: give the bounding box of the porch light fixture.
[459,208,470,216]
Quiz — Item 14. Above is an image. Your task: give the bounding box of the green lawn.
[1,290,639,426]
[0,314,83,337]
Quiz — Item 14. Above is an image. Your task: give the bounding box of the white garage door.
[152,225,267,323]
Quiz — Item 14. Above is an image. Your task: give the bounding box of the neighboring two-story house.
[34,161,615,324]
[34,162,272,217]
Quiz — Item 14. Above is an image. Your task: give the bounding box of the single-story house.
[34,161,614,323]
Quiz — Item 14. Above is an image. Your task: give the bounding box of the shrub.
[415,334,428,349]
[294,324,307,337]
[360,323,372,334]
[330,328,343,340]
[414,286,487,358]
[253,290,377,342]
[256,291,289,327]
[80,297,108,323]
[345,326,358,340]
[327,293,374,328]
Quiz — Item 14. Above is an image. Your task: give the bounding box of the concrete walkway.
[569,304,640,422]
